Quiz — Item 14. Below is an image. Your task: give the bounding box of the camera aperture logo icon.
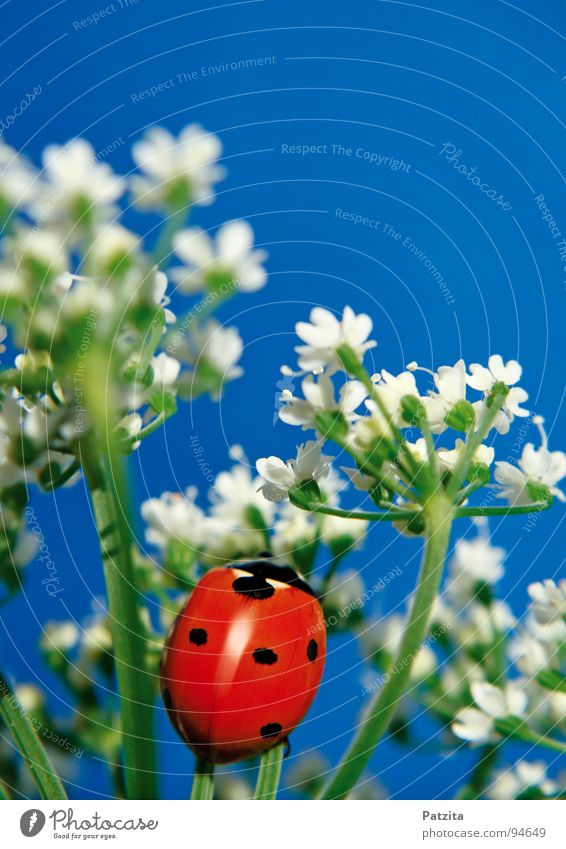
[20,810,46,837]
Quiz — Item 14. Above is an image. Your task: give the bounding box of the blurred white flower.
[456,601,516,648]
[452,681,528,743]
[0,324,7,355]
[87,224,140,277]
[178,319,243,388]
[14,684,43,713]
[32,139,123,231]
[362,614,436,680]
[256,440,333,502]
[320,513,368,548]
[151,271,176,324]
[131,124,225,210]
[271,501,318,558]
[141,487,207,550]
[150,352,181,387]
[528,579,566,626]
[487,760,556,800]
[508,627,552,676]
[209,451,274,529]
[291,305,376,374]
[324,569,365,609]
[445,528,505,603]
[0,141,37,211]
[172,220,267,294]
[42,621,80,652]
[279,373,366,430]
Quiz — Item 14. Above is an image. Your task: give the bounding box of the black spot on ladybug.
[307,639,318,662]
[260,722,283,739]
[253,647,278,665]
[162,687,173,710]
[231,560,316,597]
[189,627,208,646]
[232,574,275,600]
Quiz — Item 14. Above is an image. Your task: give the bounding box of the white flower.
[209,452,274,529]
[172,220,267,293]
[279,373,366,430]
[508,628,552,676]
[178,319,243,386]
[87,224,140,277]
[151,271,176,324]
[42,621,80,652]
[445,529,505,603]
[363,614,436,680]
[292,306,376,374]
[452,681,528,743]
[150,352,181,387]
[118,412,143,450]
[468,355,529,433]
[32,139,123,230]
[131,124,225,210]
[14,685,43,713]
[320,513,368,548]
[141,487,207,550]
[527,579,566,626]
[0,324,7,355]
[456,601,516,648]
[324,569,365,610]
[437,439,494,472]
[0,141,37,210]
[417,360,468,433]
[495,445,566,506]
[271,502,318,558]
[256,440,333,502]
[1,229,69,300]
[340,466,374,491]
[488,760,556,800]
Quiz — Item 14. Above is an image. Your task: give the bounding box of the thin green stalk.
[121,410,173,448]
[455,503,550,518]
[0,676,67,800]
[152,206,189,270]
[0,780,10,799]
[446,388,507,498]
[320,494,454,799]
[458,744,499,799]
[495,720,566,755]
[191,758,215,799]
[291,498,417,523]
[81,444,157,799]
[254,744,284,800]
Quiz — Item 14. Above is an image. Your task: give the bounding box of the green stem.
[81,443,157,799]
[458,744,499,800]
[191,758,215,799]
[446,388,507,498]
[152,206,189,270]
[455,502,550,518]
[320,494,454,799]
[121,410,173,448]
[254,744,284,800]
[0,676,67,800]
[42,458,81,490]
[0,780,9,799]
[291,498,417,523]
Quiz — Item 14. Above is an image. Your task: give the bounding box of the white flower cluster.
[255,306,566,513]
[141,443,367,578]
[363,522,565,798]
[0,126,267,580]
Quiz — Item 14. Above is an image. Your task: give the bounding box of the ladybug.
[160,558,326,764]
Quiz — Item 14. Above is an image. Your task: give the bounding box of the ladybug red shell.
[160,559,326,764]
